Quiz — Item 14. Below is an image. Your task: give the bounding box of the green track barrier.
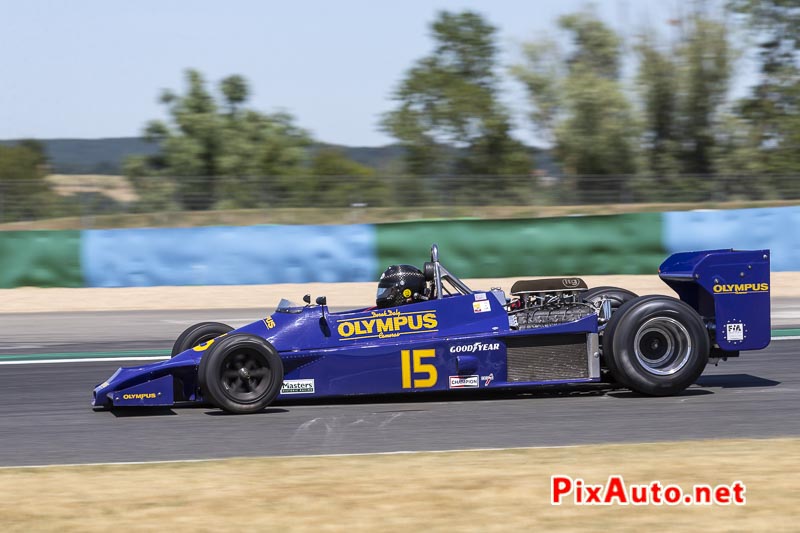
[375,213,665,278]
[0,231,83,288]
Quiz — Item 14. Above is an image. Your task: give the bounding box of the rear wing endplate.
[659,249,771,351]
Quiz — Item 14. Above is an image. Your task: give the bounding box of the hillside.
[0,137,558,176]
[0,137,160,174]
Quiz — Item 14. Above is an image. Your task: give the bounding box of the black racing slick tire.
[171,322,234,357]
[581,286,638,314]
[581,286,638,381]
[198,334,284,414]
[603,295,710,396]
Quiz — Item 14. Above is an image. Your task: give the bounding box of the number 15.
[401,349,437,389]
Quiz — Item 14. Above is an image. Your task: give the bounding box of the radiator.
[505,334,591,382]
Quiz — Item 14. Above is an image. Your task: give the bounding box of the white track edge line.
[0,444,581,470]
[0,356,170,365]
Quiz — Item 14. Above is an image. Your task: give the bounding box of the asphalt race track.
[0,305,798,467]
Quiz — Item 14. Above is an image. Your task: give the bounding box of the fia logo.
[725,323,744,342]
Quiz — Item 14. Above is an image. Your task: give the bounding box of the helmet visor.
[376,285,395,302]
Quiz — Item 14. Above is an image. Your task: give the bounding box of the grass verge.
[0,438,797,531]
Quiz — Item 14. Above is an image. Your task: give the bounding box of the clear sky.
[0,0,743,146]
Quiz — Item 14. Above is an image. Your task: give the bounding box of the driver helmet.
[376,265,426,308]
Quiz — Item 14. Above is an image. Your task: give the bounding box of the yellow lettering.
[338,322,355,337]
[401,350,411,389]
[413,349,438,388]
[422,313,438,329]
[340,311,438,340]
[193,339,215,352]
[401,349,438,389]
[712,282,769,294]
[354,321,367,335]
[122,393,156,400]
[376,318,393,334]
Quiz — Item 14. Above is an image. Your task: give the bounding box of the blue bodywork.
[658,249,771,352]
[92,248,771,408]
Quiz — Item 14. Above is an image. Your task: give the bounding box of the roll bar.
[426,244,473,299]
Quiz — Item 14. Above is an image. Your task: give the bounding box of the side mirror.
[316,296,327,306]
[303,294,311,304]
[423,261,435,281]
[430,243,439,262]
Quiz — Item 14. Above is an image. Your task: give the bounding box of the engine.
[507,278,597,330]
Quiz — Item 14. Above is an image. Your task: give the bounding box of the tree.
[635,14,733,179]
[132,69,311,210]
[141,70,224,210]
[307,148,388,207]
[512,9,639,200]
[381,10,530,182]
[220,75,248,113]
[0,143,53,222]
[729,0,800,179]
[635,36,680,176]
[676,15,733,176]
[215,110,311,208]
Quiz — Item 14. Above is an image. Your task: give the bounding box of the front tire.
[198,334,284,414]
[171,322,234,357]
[604,295,709,396]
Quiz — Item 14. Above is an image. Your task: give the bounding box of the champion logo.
[449,375,479,388]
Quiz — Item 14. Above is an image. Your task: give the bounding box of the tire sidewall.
[586,287,639,378]
[581,286,638,309]
[606,296,710,395]
[171,321,234,357]
[198,334,284,414]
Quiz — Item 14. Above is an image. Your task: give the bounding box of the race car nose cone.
[239,367,251,379]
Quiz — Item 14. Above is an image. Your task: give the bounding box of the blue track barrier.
[81,225,377,287]
[663,206,800,271]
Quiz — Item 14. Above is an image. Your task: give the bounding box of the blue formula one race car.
[92,244,772,414]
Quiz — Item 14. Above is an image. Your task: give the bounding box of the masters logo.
[712,283,769,295]
[337,309,438,340]
[280,379,315,394]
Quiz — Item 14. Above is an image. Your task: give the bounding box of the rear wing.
[659,249,771,352]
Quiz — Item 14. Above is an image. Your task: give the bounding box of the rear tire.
[604,295,709,396]
[198,334,284,414]
[171,322,234,357]
[581,286,638,379]
[581,286,638,317]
